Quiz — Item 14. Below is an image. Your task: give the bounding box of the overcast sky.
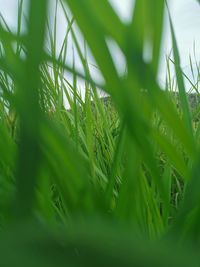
[0,0,200,88]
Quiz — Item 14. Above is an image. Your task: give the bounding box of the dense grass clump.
[1,0,200,266]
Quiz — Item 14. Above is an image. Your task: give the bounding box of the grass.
[1,0,200,265]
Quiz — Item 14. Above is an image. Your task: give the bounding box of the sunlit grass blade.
[168,7,193,139]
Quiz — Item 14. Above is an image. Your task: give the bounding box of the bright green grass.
[1,0,200,266]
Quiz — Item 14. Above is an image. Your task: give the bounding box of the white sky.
[0,0,200,89]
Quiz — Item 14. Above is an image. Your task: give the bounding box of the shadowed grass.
[0,0,200,266]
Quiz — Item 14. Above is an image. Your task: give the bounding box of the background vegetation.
[0,0,200,265]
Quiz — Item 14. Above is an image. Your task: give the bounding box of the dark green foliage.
[0,0,200,266]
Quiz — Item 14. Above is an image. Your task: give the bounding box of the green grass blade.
[15,0,48,218]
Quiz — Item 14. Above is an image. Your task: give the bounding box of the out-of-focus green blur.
[0,0,200,266]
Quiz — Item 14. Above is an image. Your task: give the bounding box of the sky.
[109,0,200,86]
[0,0,200,89]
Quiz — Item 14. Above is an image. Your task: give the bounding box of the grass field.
[1,0,200,266]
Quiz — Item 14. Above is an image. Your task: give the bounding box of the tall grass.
[0,0,200,265]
